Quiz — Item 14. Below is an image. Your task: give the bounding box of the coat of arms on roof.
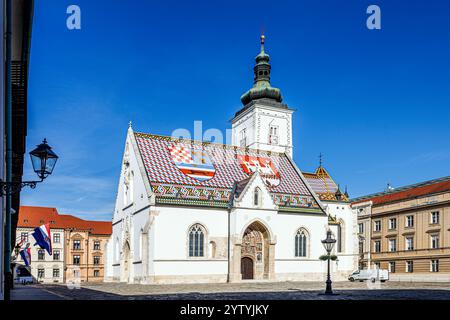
[237,155,281,187]
[168,143,216,182]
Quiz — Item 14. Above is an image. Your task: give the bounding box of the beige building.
[63,216,111,283]
[352,176,450,281]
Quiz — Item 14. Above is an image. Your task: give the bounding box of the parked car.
[348,269,389,282]
[15,275,33,284]
[15,266,34,284]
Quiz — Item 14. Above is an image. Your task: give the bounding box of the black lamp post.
[2,138,58,300]
[0,139,58,196]
[321,229,337,295]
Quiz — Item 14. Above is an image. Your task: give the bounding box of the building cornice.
[370,199,450,217]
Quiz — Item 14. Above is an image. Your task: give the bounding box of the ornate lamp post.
[2,139,58,300]
[0,139,58,195]
[321,229,337,295]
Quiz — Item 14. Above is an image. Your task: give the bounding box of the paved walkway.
[11,284,66,300]
[16,281,450,300]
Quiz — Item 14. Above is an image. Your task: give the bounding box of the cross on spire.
[260,33,265,53]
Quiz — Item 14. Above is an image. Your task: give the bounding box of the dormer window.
[269,125,278,145]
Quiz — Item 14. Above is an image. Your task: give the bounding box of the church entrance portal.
[241,257,254,279]
[240,221,272,280]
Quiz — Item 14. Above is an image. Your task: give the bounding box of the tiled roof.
[234,176,252,199]
[59,215,112,235]
[134,133,321,211]
[303,166,349,202]
[17,206,62,228]
[17,206,112,235]
[352,176,450,206]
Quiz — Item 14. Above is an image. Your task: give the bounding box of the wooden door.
[241,257,254,280]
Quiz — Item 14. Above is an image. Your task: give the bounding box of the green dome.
[240,35,283,105]
[240,84,282,105]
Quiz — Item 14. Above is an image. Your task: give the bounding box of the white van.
[348,269,389,282]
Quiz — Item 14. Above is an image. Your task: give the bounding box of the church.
[104,36,358,284]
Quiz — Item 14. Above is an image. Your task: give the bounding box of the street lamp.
[0,139,59,196]
[321,229,337,295]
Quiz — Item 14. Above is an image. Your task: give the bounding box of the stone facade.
[352,176,450,282]
[65,229,110,283]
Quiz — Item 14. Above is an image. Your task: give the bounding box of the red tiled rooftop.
[17,206,112,235]
[352,178,450,206]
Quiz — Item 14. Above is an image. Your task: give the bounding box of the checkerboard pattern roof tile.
[134,133,314,203]
[304,173,338,194]
[303,167,348,202]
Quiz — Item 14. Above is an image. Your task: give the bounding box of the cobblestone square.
[12,281,450,300]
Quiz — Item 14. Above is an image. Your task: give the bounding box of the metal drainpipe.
[4,0,13,301]
[86,235,89,282]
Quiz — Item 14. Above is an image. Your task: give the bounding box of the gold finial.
[260,33,265,53]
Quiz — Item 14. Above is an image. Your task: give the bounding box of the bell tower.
[231,35,294,158]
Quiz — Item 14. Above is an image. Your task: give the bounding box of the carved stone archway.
[230,220,275,281]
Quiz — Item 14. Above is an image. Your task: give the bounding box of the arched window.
[337,224,342,253]
[123,170,134,206]
[189,224,205,257]
[123,144,131,206]
[295,229,308,257]
[139,230,144,260]
[254,187,261,206]
[269,125,279,145]
[129,171,134,203]
[114,238,120,262]
[335,220,346,253]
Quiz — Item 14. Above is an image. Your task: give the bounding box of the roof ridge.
[20,205,58,210]
[351,175,450,202]
[60,213,110,224]
[134,131,286,156]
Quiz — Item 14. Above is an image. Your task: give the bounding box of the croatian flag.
[32,223,52,255]
[19,248,32,266]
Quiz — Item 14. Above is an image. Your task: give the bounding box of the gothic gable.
[233,172,277,210]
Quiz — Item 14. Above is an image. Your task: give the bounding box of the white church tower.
[231,35,294,158]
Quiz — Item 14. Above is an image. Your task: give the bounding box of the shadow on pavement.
[21,284,450,300]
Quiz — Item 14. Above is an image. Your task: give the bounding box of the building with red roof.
[14,206,111,284]
[351,176,450,282]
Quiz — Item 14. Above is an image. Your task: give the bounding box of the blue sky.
[22,0,450,220]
